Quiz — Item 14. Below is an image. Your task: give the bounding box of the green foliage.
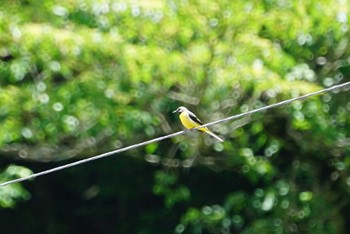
[153,170,190,208]
[0,165,32,208]
[0,0,349,233]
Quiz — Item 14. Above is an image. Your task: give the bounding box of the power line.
[197,81,350,129]
[1,81,349,187]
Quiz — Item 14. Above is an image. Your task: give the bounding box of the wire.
[197,81,350,129]
[1,81,349,187]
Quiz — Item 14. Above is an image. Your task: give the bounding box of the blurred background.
[0,0,350,233]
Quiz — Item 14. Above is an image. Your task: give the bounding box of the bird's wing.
[188,112,204,125]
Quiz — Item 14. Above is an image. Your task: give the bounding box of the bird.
[173,106,224,142]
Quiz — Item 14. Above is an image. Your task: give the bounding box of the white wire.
[0,81,349,187]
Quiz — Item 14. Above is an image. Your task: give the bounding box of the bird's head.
[172,106,188,114]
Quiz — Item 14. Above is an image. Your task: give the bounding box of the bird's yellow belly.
[179,114,196,129]
[179,113,206,131]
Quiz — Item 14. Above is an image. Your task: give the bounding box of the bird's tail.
[203,129,224,142]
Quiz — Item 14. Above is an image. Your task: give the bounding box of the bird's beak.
[172,110,177,113]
